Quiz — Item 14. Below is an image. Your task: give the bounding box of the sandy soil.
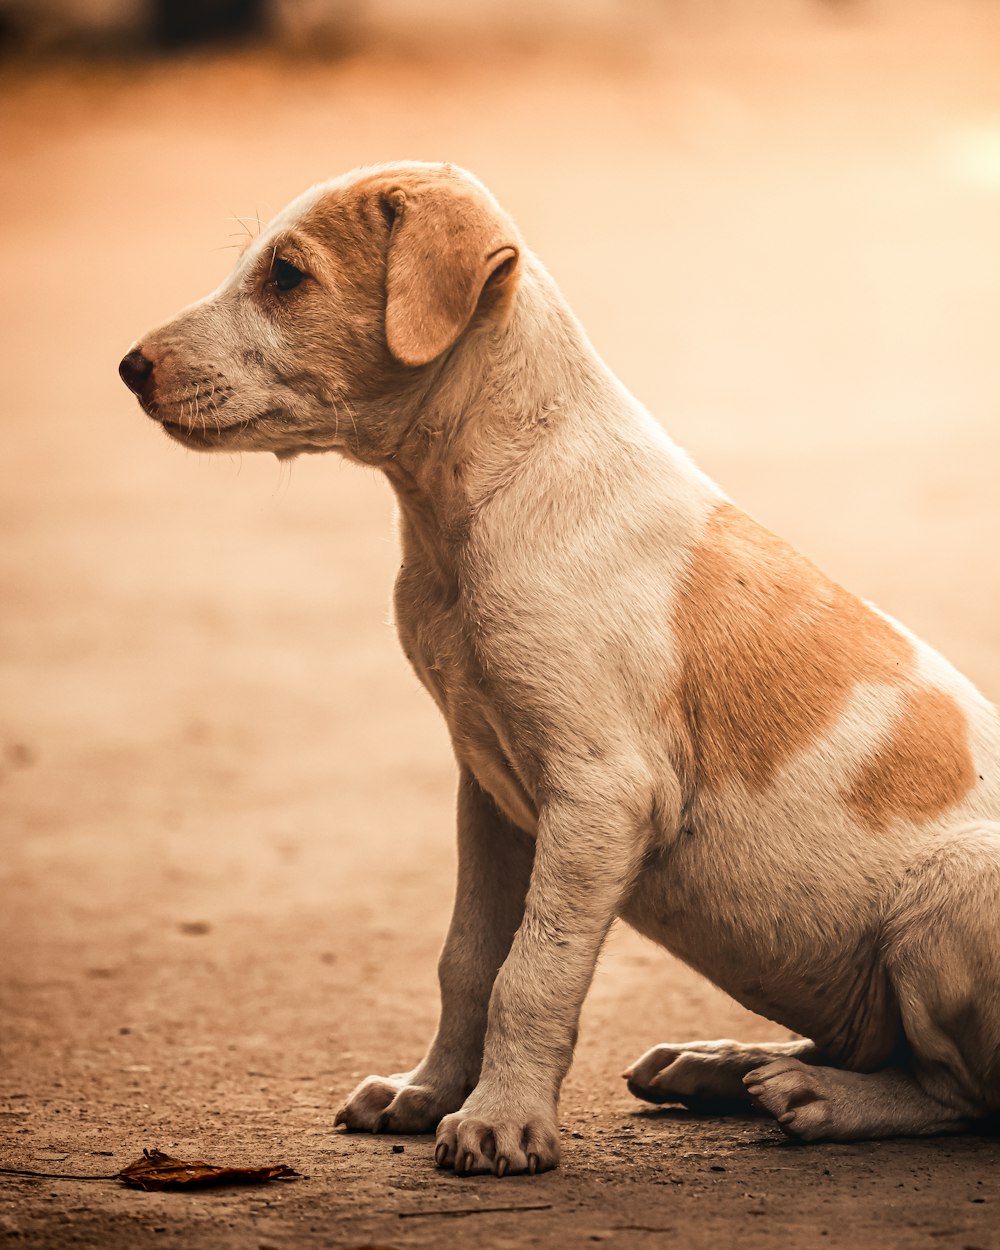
[2,7,1000,1247]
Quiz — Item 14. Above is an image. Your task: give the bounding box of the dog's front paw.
[434,1101,560,1177]
[335,1073,461,1134]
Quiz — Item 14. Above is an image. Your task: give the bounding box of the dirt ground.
[3,6,1000,1248]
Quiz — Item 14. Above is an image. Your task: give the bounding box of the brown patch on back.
[672,503,913,793]
[844,686,976,832]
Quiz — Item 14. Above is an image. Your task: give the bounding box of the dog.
[120,161,1000,1177]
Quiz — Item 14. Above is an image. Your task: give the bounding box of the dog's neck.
[379,259,625,594]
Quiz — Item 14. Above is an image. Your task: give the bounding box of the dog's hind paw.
[743,1058,837,1141]
[624,1039,794,1109]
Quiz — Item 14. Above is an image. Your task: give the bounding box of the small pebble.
[392,1144,404,1154]
[8,742,35,768]
[179,921,211,936]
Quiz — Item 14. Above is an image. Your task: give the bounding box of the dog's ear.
[382,184,520,368]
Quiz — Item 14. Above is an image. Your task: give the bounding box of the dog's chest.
[394,564,539,833]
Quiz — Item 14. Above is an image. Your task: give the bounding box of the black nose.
[119,347,155,396]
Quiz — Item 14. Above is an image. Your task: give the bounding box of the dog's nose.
[118,347,155,396]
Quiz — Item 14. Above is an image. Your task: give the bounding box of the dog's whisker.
[343,393,360,448]
[230,214,257,241]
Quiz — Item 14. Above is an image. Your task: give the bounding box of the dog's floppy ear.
[382,184,520,368]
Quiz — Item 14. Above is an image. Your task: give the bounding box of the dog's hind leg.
[743,1059,973,1140]
[747,823,1000,1142]
[624,1038,822,1110]
[883,824,1000,1117]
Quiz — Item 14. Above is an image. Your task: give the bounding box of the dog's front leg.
[435,796,637,1177]
[335,769,534,1134]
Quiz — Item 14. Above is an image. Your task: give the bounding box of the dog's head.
[119,162,522,461]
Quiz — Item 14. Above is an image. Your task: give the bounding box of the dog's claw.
[334,1109,346,1128]
[434,1107,559,1176]
[434,1142,449,1167]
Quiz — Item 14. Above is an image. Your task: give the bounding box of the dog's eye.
[271,258,306,292]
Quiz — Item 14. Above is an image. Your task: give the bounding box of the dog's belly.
[619,832,903,1071]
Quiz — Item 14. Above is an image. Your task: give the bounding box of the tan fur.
[382,179,519,367]
[672,502,914,793]
[844,685,976,833]
[121,161,1000,1174]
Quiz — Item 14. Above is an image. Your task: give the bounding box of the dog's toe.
[743,1059,834,1140]
[435,1108,559,1177]
[337,1073,456,1135]
[625,1040,759,1107]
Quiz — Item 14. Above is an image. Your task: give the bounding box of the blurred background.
[2,3,999,1246]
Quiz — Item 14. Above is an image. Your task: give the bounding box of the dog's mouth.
[158,416,258,448]
[149,405,330,457]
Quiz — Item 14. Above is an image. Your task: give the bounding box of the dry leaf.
[118,1148,299,1191]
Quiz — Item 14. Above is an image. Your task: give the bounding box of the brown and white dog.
[120,162,1000,1177]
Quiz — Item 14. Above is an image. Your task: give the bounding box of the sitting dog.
[120,161,1000,1177]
